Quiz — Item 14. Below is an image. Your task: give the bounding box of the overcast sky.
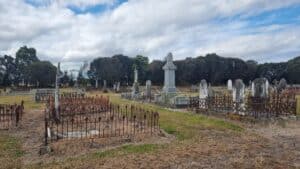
[1,0,300,70]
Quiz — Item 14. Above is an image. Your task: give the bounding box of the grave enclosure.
[190,78,297,118]
[0,101,24,129]
[44,95,160,146]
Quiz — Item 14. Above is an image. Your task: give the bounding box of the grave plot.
[35,88,85,102]
[189,91,297,118]
[44,95,160,146]
[0,101,24,129]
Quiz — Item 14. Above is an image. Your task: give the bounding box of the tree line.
[1,46,299,88]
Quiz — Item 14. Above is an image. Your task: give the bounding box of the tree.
[0,55,17,86]
[133,55,149,84]
[26,61,56,87]
[15,46,39,85]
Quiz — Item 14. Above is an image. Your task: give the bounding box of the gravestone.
[252,78,268,98]
[208,83,215,97]
[116,82,120,92]
[277,78,287,93]
[266,79,269,96]
[233,79,245,103]
[103,80,107,92]
[251,82,255,96]
[145,80,152,99]
[55,62,64,118]
[132,68,139,96]
[199,79,208,99]
[162,53,177,93]
[227,79,232,90]
[95,78,99,88]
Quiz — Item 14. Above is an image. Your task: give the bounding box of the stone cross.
[146,80,152,99]
[227,79,232,90]
[162,52,177,93]
[199,79,208,99]
[233,79,245,103]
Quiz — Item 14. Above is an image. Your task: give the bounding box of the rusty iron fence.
[190,92,297,118]
[0,101,24,129]
[44,96,159,145]
[35,90,85,103]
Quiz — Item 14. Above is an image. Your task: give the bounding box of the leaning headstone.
[145,80,152,99]
[252,78,268,98]
[227,79,232,90]
[233,79,245,103]
[162,52,177,93]
[199,79,208,99]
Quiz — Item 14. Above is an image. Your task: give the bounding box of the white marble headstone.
[199,79,208,99]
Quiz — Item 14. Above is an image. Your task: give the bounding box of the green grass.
[0,95,43,111]
[96,93,243,140]
[0,133,23,169]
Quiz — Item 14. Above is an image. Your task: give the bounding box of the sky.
[1,0,300,71]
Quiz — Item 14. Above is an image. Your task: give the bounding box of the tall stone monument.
[55,62,64,118]
[132,68,139,96]
[227,79,232,90]
[199,79,208,99]
[163,53,177,93]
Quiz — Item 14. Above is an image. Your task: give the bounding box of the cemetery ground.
[0,92,299,169]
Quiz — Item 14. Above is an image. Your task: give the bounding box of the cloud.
[0,0,300,71]
[25,0,117,9]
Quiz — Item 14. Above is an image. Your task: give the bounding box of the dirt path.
[12,109,45,164]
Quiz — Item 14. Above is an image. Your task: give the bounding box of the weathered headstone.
[145,80,152,99]
[208,83,214,97]
[233,79,245,103]
[199,79,208,99]
[227,79,232,90]
[162,52,177,93]
[103,80,107,92]
[277,78,287,93]
[252,78,268,98]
